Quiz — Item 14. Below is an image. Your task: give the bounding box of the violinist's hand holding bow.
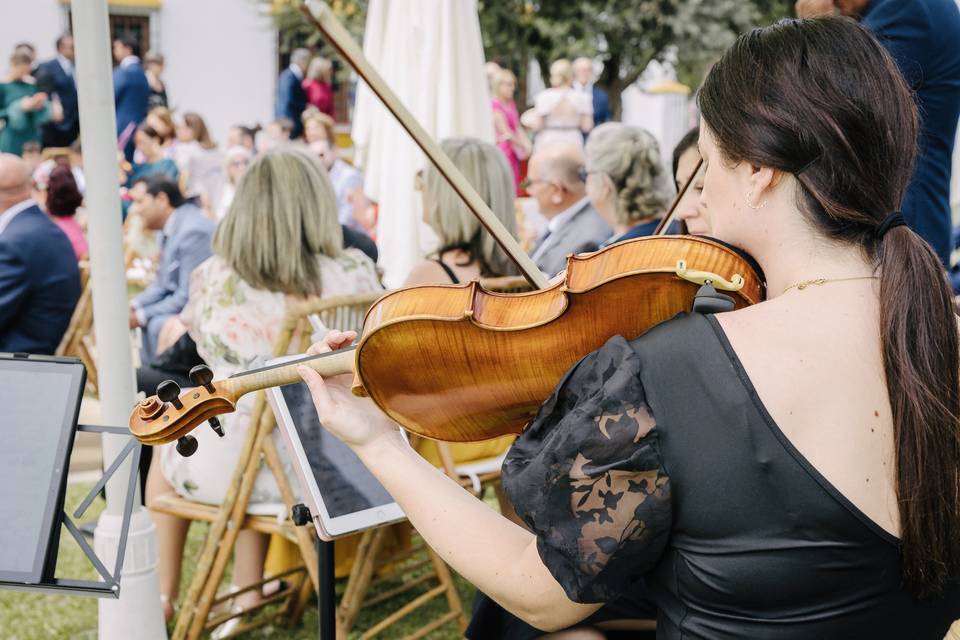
[297,329,401,449]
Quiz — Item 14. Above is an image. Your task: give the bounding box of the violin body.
[129,236,763,446]
[352,235,763,441]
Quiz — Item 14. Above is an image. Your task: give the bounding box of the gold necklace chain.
[781,275,879,295]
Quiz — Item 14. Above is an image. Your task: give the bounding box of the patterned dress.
[159,249,383,505]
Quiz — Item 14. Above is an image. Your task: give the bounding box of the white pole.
[70,2,166,638]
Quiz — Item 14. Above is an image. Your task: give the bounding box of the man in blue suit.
[112,36,150,162]
[129,174,214,364]
[35,33,79,149]
[275,48,311,139]
[574,57,611,126]
[0,154,80,354]
[797,0,960,267]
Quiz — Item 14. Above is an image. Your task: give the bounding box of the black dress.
[500,313,960,640]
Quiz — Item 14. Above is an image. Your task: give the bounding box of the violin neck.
[219,348,355,400]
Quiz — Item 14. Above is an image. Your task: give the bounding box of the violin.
[128,0,765,453]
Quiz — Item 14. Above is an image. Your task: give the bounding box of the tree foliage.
[271,0,795,114]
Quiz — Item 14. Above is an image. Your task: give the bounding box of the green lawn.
[0,483,476,639]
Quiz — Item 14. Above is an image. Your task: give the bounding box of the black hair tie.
[876,211,907,240]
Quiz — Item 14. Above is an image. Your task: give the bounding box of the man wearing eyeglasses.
[524,143,612,277]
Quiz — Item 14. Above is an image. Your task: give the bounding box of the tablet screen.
[278,382,394,517]
[0,357,84,584]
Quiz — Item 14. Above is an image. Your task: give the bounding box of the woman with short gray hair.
[584,122,672,246]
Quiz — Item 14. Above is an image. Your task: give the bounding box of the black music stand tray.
[0,424,141,599]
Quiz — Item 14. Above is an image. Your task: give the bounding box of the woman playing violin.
[298,18,960,638]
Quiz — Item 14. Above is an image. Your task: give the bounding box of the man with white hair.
[0,153,80,354]
[573,56,611,125]
[525,143,612,276]
[275,48,312,139]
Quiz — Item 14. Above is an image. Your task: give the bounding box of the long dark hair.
[700,17,960,597]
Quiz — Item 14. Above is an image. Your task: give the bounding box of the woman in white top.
[522,59,593,151]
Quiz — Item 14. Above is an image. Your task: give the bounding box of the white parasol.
[352,0,495,288]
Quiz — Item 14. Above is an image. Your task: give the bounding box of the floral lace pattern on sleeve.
[503,335,671,604]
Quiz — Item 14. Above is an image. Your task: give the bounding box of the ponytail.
[878,227,960,596]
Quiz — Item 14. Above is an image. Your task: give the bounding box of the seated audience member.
[257,118,294,153]
[144,107,177,163]
[126,124,178,187]
[311,136,367,229]
[303,109,334,145]
[0,153,79,354]
[128,174,214,364]
[406,139,515,452]
[215,145,253,221]
[671,126,709,235]
[584,123,672,246]
[174,112,223,206]
[45,163,87,259]
[226,124,259,151]
[525,143,611,276]
[146,149,382,623]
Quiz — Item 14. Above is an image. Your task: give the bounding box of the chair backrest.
[277,290,386,356]
[56,261,92,357]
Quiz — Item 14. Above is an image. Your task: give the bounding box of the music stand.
[0,353,141,599]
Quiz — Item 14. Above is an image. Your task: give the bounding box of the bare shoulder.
[403,259,449,288]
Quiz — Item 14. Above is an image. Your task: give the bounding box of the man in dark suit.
[526,144,612,276]
[573,57,611,126]
[129,174,214,364]
[35,34,79,149]
[275,48,311,139]
[796,0,960,267]
[0,154,80,354]
[112,36,150,162]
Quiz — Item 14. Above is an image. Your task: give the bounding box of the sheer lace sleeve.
[502,335,671,604]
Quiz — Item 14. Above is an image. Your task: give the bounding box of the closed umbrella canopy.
[352,0,495,288]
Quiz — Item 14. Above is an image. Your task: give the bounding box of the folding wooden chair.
[57,261,99,392]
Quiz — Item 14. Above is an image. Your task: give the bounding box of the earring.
[746,189,767,210]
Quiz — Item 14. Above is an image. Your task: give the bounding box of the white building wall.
[158,0,276,145]
[0,0,66,63]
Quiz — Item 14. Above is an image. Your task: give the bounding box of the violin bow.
[299,0,549,290]
[654,156,703,236]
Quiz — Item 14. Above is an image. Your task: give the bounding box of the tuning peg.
[208,417,224,438]
[291,503,312,527]
[189,365,216,393]
[157,380,183,409]
[176,435,199,457]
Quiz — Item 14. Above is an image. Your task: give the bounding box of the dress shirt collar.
[119,55,140,69]
[547,196,591,234]
[572,81,592,93]
[0,198,36,236]
[58,55,74,76]
[288,63,304,80]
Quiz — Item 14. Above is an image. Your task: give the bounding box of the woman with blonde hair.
[303,56,335,118]
[145,149,382,624]
[404,137,519,525]
[583,122,672,245]
[522,58,593,151]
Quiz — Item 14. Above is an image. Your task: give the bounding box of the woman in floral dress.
[145,149,382,623]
